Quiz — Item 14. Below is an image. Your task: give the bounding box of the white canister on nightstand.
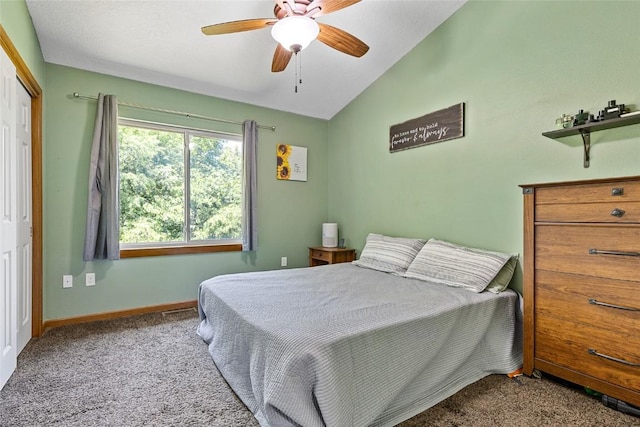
[322,223,338,247]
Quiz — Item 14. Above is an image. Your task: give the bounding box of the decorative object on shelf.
[322,223,338,247]
[276,144,307,181]
[597,99,628,122]
[555,113,575,129]
[554,100,631,130]
[572,109,591,126]
[621,110,640,118]
[544,99,640,168]
[389,103,465,153]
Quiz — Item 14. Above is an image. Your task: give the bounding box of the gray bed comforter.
[197,263,522,427]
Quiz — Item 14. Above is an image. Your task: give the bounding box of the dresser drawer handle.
[611,187,624,196]
[588,349,640,367]
[610,208,625,217]
[589,248,640,257]
[588,298,640,312]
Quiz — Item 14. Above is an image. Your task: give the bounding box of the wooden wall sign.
[389,103,465,153]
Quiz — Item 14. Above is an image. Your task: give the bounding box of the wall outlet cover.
[86,273,96,286]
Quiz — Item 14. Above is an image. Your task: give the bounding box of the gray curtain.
[83,94,120,261]
[242,120,258,251]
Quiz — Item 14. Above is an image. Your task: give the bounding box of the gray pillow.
[353,233,426,276]
[403,239,514,292]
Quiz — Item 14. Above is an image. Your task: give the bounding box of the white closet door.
[16,81,31,355]
[0,47,18,390]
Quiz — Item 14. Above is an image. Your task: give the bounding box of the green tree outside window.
[118,122,242,245]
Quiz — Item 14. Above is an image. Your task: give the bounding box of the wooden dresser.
[521,176,640,407]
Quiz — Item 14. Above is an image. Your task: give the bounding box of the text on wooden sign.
[389,103,465,153]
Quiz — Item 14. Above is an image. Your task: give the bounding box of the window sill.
[120,243,242,258]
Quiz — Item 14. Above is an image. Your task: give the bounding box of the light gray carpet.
[0,311,638,427]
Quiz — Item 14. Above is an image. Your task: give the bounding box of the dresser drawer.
[310,249,332,262]
[534,270,640,336]
[535,225,640,282]
[536,180,640,205]
[536,201,640,223]
[535,316,640,392]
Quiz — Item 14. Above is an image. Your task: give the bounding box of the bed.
[197,236,522,427]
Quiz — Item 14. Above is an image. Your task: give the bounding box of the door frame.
[0,26,43,337]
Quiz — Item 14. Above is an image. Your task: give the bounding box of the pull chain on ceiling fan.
[201,0,369,91]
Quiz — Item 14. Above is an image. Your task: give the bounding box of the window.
[118,119,243,256]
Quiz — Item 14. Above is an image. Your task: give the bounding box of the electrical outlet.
[86,273,96,286]
[281,257,287,267]
[63,275,73,288]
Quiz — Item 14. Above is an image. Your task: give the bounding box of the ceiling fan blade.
[317,23,369,57]
[306,0,361,18]
[201,18,276,36]
[272,43,293,72]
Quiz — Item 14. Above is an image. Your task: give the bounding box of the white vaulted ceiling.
[26,0,465,119]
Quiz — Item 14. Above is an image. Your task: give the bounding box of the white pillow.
[404,239,514,292]
[352,233,426,276]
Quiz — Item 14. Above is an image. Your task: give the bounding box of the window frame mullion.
[183,131,191,242]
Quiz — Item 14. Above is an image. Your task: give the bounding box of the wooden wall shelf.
[542,114,640,168]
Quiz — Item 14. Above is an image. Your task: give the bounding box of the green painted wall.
[10,0,640,319]
[327,1,640,294]
[44,64,328,320]
[1,0,45,84]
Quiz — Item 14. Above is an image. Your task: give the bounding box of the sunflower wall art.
[276,144,307,181]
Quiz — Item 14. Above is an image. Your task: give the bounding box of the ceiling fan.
[201,0,369,73]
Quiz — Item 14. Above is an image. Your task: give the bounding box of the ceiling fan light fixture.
[271,16,319,52]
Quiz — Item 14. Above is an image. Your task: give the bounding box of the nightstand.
[308,247,356,267]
